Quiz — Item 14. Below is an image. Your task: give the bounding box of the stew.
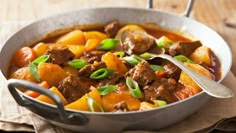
[8,20,221,112]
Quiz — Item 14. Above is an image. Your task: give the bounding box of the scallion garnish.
[126,77,142,98]
[96,38,119,50]
[174,55,193,63]
[150,65,165,71]
[123,55,145,65]
[153,100,167,107]
[97,85,117,96]
[90,68,114,79]
[87,96,104,112]
[139,52,158,60]
[32,55,50,65]
[29,62,40,82]
[114,51,125,58]
[156,36,173,48]
[68,59,88,69]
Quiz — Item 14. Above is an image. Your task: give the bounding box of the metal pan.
[0,0,232,132]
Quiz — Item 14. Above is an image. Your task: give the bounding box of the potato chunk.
[102,52,128,74]
[190,46,212,66]
[65,88,102,112]
[38,62,67,86]
[179,63,213,94]
[36,86,68,105]
[56,30,86,45]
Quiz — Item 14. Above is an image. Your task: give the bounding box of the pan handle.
[7,79,88,125]
[147,0,195,17]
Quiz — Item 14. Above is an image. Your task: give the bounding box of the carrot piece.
[24,81,50,98]
[13,47,37,67]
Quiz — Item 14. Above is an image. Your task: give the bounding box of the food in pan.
[8,20,221,112]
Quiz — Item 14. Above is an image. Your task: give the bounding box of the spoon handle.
[158,54,234,98]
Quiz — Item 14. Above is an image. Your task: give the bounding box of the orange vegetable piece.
[101,86,141,112]
[85,39,100,51]
[36,86,68,105]
[65,88,102,112]
[179,63,213,94]
[38,63,67,86]
[10,67,37,83]
[33,42,49,56]
[83,31,108,42]
[56,30,86,45]
[13,47,37,68]
[102,52,128,74]
[67,45,85,58]
[24,81,50,98]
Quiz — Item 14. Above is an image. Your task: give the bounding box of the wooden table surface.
[1,0,236,74]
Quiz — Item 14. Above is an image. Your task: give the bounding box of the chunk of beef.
[98,72,123,87]
[58,74,90,103]
[80,50,106,64]
[47,47,74,65]
[125,61,156,86]
[143,78,177,103]
[112,101,129,112]
[104,20,120,38]
[163,61,181,81]
[78,62,106,78]
[121,30,155,55]
[168,41,202,56]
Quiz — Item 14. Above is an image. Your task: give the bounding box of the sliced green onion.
[96,38,119,50]
[29,62,40,82]
[150,65,165,71]
[97,85,117,95]
[32,55,50,65]
[68,59,88,69]
[126,77,142,98]
[139,52,158,60]
[153,100,167,107]
[87,96,104,112]
[174,55,193,63]
[114,51,125,58]
[90,68,114,79]
[123,55,145,65]
[156,36,173,48]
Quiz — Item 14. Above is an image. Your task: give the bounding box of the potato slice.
[65,88,102,112]
[190,46,212,66]
[83,31,108,42]
[36,86,68,105]
[102,52,128,74]
[67,45,85,58]
[38,63,67,86]
[33,42,49,56]
[56,30,86,45]
[139,102,156,111]
[179,63,213,94]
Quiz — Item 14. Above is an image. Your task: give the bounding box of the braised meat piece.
[112,101,129,112]
[125,61,156,87]
[98,72,123,87]
[78,62,106,78]
[47,47,74,65]
[143,78,177,103]
[80,50,106,63]
[168,41,202,57]
[121,30,155,55]
[104,20,120,38]
[163,61,181,81]
[58,74,90,103]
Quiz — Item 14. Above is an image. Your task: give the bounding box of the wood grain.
[0,0,236,74]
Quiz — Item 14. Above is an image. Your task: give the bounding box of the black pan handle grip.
[147,0,195,17]
[7,79,88,125]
